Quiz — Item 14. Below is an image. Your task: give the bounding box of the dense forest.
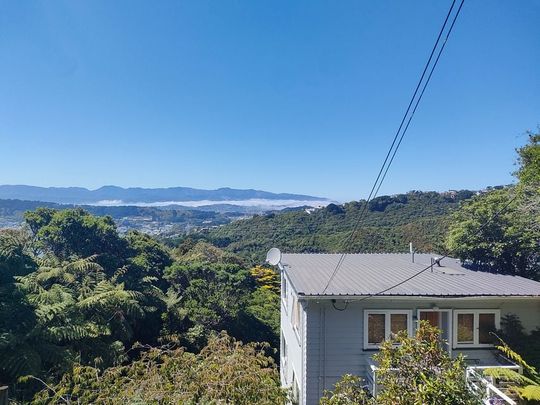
[0,208,282,402]
[198,189,477,263]
[0,133,538,403]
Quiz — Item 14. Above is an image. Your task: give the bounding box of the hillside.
[0,198,242,234]
[0,185,326,205]
[204,190,476,262]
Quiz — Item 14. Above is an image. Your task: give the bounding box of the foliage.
[447,188,539,279]
[24,208,128,272]
[163,261,278,351]
[485,335,540,402]
[497,314,540,372]
[447,134,540,280]
[245,287,280,347]
[204,191,474,263]
[250,265,281,294]
[515,130,540,187]
[31,332,286,405]
[14,256,146,371]
[0,208,283,401]
[319,374,373,405]
[0,229,48,386]
[373,321,478,405]
[173,239,245,265]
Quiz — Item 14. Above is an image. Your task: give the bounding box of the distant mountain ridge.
[0,185,326,205]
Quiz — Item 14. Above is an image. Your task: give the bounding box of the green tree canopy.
[24,208,128,271]
[31,332,286,405]
[447,134,540,279]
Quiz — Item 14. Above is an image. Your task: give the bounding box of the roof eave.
[298,293,540,300]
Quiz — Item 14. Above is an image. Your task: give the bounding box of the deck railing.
[367,355,520,404]
[465,367,517,405]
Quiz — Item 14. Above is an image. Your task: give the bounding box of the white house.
[276,252,540,405]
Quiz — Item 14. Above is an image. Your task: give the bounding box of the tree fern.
[485,336,540,402]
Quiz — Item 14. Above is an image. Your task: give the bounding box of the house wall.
[303,297,540,405]
[280,270,307,404]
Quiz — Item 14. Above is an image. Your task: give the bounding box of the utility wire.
[322,0,464,294]
[374,0,465,198]
[352,191,519,303]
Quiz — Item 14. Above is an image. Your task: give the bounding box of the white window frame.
[281,273,288,313]
[280,334,288,381]
[417,309,453,354]
[291,296,302,342]
[453,310,500,349]
[363,310,413,350]
[291,367,300,403]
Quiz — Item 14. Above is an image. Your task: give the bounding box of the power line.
[374,0,465,198]
[352,190,519,303]
[322,0,465,294]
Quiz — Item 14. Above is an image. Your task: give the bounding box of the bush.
[373,321,478,405]
[31,332,287,404]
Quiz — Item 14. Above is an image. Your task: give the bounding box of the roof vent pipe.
[409,242,415,263]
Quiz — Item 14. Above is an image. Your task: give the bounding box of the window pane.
[390,314,408,335]
[420,311,440,328]
[457,313,474,343]
[368,314,385,344]
[479,313,496,344]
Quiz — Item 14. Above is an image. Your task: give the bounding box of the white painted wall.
[280,270,307,404]
[300,296,540,405]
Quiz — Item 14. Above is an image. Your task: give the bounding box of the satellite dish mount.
[266,248,282,266]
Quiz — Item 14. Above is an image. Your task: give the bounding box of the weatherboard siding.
[281,271,306,404]
[302,297,540,405]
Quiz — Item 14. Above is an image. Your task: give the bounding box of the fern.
[484,367,537,386]
[496,338,540,380]
[518,385,540,401]
[488,336,540,402]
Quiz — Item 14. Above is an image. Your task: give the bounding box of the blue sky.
[0,1,539,202]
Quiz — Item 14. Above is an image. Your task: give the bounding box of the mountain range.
[0,185,327,206]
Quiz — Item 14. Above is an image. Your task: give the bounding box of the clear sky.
[0,1,539,202]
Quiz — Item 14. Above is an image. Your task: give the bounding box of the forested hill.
[205,190,477,262]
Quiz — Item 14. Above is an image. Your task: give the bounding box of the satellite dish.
[266,248,282,266]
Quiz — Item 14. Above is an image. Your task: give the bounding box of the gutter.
[297,294,540,301]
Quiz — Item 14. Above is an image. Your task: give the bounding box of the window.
[453,310,500,348]
[281,273,287,303]
[291,297,301,334]
[291,369,300,403]
[281,335,288,381]
[364,310,412,349]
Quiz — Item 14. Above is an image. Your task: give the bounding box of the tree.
[515,131,540,187]
[163,261,255,350]
[250,265,280,294]
[447,134,540,280]
[446,189,538,278]
[0,229,51,387]
[174,240,245,266]
[15,256,146,370]
[24,208,128,272]
[319,375,373,405]
[485,336,540,402]
[373,321,478,405]
[31,332,287,405]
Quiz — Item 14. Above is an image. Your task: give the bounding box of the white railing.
[367,356,520,404]
[466,367,517,405]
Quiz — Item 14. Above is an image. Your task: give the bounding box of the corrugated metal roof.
[280,253,540,297]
